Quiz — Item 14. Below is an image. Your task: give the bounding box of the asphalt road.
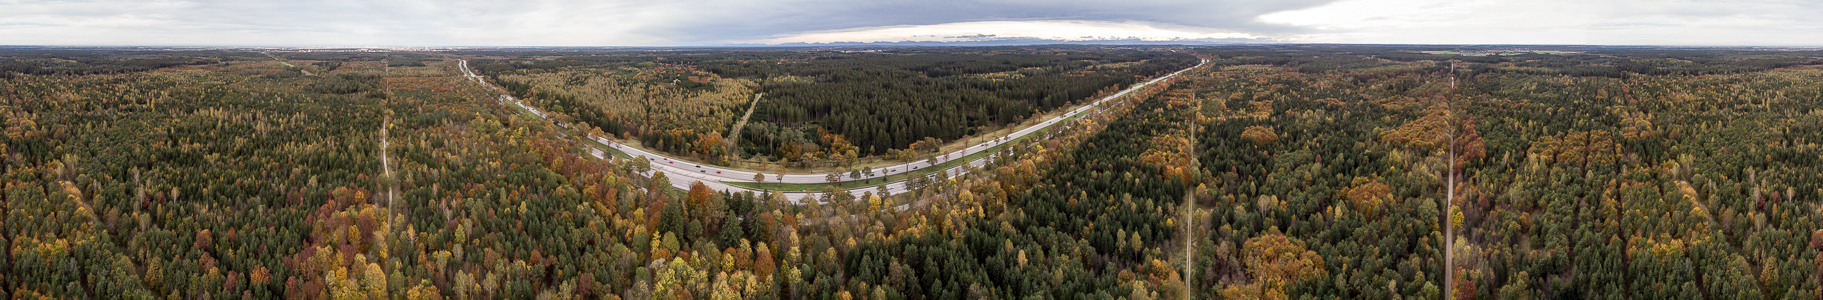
[458,58,1207,203]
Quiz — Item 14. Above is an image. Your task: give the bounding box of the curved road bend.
[459,58,1208,203]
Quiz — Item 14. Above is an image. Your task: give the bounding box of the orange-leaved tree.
[1341,177,1391,218]
[1240,126,1278,146]
[1222,230,1326,300]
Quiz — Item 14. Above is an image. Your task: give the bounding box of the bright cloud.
[1257,0,1823,45]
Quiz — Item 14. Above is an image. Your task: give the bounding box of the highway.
[458,58,1207,204]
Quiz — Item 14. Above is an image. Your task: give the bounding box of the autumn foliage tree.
[1341,177,1391,217]
[1240,125,1278,146]
[1223,231,1326,300]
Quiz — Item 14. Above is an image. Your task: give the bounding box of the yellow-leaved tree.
[1222,230,1326,300]
[1240,126,1278,146]
[1341,177,1391,218]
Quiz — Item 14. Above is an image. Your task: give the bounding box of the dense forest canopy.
[464,47,1198,166]
[0,45,1820,299]
[1184,45,1823,299]
[0,49,264,78]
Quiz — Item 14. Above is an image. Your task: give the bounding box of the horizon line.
[6,43,1823,49]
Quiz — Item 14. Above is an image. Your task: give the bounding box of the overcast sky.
[3,0,1820,46]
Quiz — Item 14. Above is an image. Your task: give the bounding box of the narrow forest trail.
[1443,67,1457,300]
[382,124,394,209]
[262,52,313,76]
[1182,106,1199,300]
[56,179,103,300]
[1444,165,1453,300]
[377,54,405,260]
[724,93,763,152]
[1676,181,1718,225]
[380,120,399,231]
[60,180,104,257]
[1182,192,1194,300]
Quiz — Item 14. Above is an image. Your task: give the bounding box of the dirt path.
[1183,192,1195,300]
[1444,136,1456,300]
[379,120,400,234]
[262,52,313,76]
[377,58,402,257]
[724,93,763,151]
[1676,181,1717,225]
[1183,111,1199,300]
[1445,171,1453,300]
[381,124,394,209]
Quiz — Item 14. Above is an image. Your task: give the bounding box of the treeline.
[0,50,233,77]
[1205,45,1823,79]
[745,50,1197,158]
[464,47,1197,164]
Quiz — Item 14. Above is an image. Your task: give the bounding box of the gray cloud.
[2,0,1819,46]
[647,0,1339,42]
[0,0,1339,45]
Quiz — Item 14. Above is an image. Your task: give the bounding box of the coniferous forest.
[466,48,1197,166]
[0,45,1821,299]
